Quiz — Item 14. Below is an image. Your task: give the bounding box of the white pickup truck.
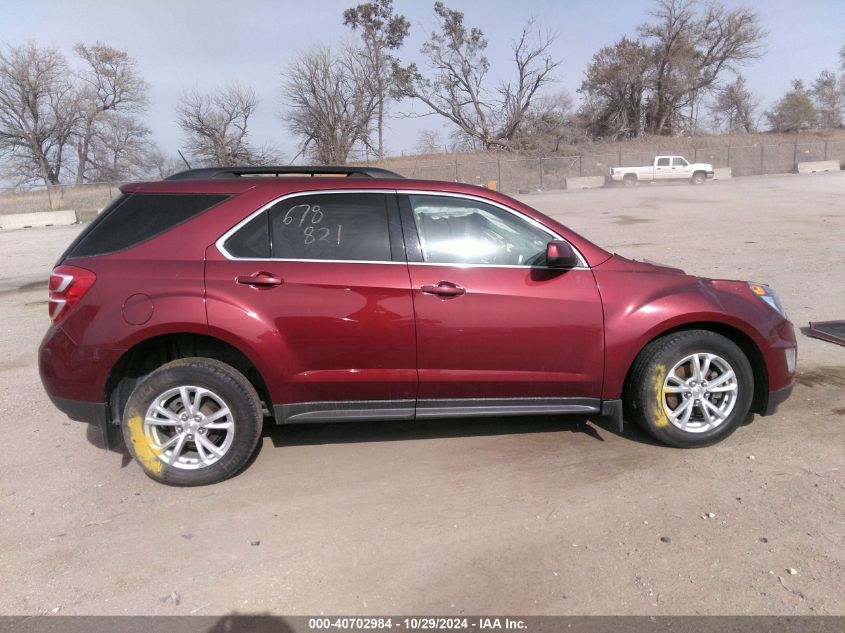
[609,155,714,186]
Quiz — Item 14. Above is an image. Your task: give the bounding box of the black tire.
[691,171,706,185]
[122,358,263,486]
[623,174,637,187]
[626,330,753,448]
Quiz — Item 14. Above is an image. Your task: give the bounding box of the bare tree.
[414,129,442,154]
[177,84,276,167]
[343,0,410,159]
[579,37,652,139]
[640,0,767,135]
[765,80,817,132]
[146,147,183,180]
[395,2,559,150]
[73,42,148,183]
[708,74,758,133]
[516,90,578,153]
[282,45,374,164]
[86,112,153,181]
[811,69,844,129]
[497,20,563,144]
[581,0,765,139]
[0,42,79,185]
[447,128,483,153]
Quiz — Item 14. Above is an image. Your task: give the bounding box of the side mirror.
[546,240,580,268]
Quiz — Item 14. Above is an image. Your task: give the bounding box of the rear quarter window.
[63,193,228,259]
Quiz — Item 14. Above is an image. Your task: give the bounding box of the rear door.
[654,156,672,180]
[205,190,418,422]
[399,192,604,417]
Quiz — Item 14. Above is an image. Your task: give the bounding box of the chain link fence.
[1,139,843,219]
[376,138,845,194]
[0,181,125,221]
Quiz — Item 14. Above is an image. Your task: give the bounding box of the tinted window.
[409,195,550,266]
[224,213,270,258]
[269,193,391,261]
[656,157,670,166]
[66,193,228,258]
[672,157,688,167]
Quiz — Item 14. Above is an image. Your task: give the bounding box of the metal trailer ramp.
[807,321,845,346]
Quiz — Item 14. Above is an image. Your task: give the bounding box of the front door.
[399,193,604,417]
[672,157,692,178]
[205,191,417,422]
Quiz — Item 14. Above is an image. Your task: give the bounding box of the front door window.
[409,195,551,266]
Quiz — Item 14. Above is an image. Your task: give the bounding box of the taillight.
[48,265,96,324]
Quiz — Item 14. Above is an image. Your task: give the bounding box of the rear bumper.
[762,381,794,416]
[49,395,107,425]
[39,324,123,403]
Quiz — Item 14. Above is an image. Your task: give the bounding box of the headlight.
[748,283,786,318]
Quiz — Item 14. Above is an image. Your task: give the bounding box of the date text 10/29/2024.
[308,618,528,630]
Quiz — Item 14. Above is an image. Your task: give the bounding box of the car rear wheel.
[623,174,637,187]
[627,330,753,447]
[122,358,263,486]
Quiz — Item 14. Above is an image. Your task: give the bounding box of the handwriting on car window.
[281,204,341,245]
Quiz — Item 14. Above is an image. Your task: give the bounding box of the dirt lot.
[0,173,842,616]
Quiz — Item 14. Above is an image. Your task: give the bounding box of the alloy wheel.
[143,385,235,470]
[661,353,739,433]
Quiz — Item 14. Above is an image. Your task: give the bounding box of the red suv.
[39,166,797,485]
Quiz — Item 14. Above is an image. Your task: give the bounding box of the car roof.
[165,166,403,180]
[121,175,510,199]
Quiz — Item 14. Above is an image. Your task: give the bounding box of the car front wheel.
[122,358,263,486]
[627,330,754,447]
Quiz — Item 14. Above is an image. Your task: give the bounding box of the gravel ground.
[0,173,842,616]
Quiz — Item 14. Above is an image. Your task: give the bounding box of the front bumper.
[705,171,715,179]
[762,381,794,416]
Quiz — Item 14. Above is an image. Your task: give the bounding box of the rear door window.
[222,213,270,258]
[268,193,392,261]
[656,157,670,167]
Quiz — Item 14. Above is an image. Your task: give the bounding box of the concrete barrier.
[565,176,606,190]
[0,210,77,230]
[797,160,840,174]
[713,167,732,180]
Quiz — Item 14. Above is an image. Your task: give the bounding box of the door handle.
[236,272,284,287]
[420,281,466,297]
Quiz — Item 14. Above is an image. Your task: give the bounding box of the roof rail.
[165,166,404,181]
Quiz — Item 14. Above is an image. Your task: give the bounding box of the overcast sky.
[3,0,843,162]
